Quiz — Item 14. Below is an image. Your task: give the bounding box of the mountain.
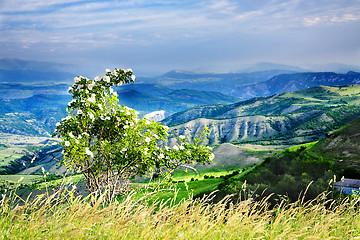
[236,71,360,99]
[0,58,75,84]
[137,69,298,96]
[117,88,240,115]
[0,83,69,99]
[0,94,71,136]
[0,87,240,136]
[163,84,360,146]
[137,70,360,99]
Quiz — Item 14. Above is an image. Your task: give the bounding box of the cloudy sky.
[1,0,360,76]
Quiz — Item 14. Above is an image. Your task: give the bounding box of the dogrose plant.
[53,68,214,202]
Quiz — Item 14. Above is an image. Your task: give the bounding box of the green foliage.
[53,68,214,202]
[1,186,360,239]
[218,146,338,203]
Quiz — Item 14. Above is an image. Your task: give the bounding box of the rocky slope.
[165,85,360,145]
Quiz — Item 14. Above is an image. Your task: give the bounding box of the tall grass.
[0,188,359,239]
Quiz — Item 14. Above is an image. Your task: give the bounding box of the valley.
[1,59,360,206]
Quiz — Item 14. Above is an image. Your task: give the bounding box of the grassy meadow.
[1,184,359,239]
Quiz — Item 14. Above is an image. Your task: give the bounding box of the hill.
[311,116,360,168]
[217,116,360,203]
[0,86,239,137]
[163,85,360,146]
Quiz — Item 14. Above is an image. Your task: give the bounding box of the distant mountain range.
[0,58,75,84]
[237,71,360,99]
[140,70,360,99]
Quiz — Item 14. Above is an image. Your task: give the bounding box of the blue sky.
[1,0,360,76]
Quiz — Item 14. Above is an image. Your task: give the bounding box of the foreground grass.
[1,189,359,239]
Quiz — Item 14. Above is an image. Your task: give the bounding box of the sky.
[1,0,360,76]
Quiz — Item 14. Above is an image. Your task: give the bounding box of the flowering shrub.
[54,68,214,202]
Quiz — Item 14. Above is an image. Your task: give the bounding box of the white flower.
[126,68,133,72]
[65,141,70,147]
[88,82,95,90]
[109,87,113,94]
[68,87,73,92]
[68,99,76,107]
[126,111,131,116]
[55,122,61,127]
[106,69,111,73]
[123,125,129,129]
[131,75,136,81]
[165,146,170,151]
[123,133,128,137]
[145,120,150,125]
[113,91,118,97]
[69,132,75,138]
[206,146,213,150]
[77,109,83,115]
[159,153,164,159]
[209,153,215,161]
[104,76,110,83]
[94,76,100,82]
[179,145,185,150]
[105,116,110,120]
[163,126,169,131]
[121,148,127,152]
[88,112,95,121]
[85,147,93,158]
[75,139,79,144]
[98,104,103,110]
[173,145,179,151]
[88,97,95,103]
[179,135,185,140]
[74,77,80,83]
[145,137,151,143]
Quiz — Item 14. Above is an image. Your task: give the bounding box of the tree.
[54,68,214,202]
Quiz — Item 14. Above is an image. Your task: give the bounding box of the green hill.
[164,85,360,145]
[217,116,360,203]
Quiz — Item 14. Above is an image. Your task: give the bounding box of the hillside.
[217,116,360,203]
[311,116,360,167]
[0,87,239,137]
[117,88,240,115]
[164,85,360,145]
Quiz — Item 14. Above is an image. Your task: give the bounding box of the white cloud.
[303,17,322,27]
[0,0,84,12]
[331,14,360,23]
[1,0,360,74]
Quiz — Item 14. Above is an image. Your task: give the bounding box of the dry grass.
[0,189,359,239]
